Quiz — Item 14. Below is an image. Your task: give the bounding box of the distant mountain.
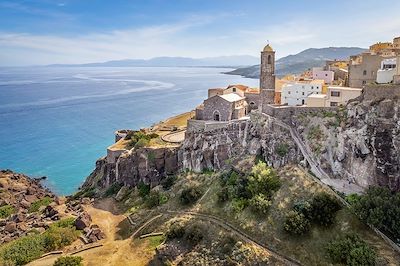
[49,55,259,68]
[225,47,366,78]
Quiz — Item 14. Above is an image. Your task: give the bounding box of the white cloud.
[0,8,399,66]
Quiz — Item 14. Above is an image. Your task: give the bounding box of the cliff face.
[179,115,302,172]
[296,98,400,191]
[82,147,179,190]
[83,114,302,191]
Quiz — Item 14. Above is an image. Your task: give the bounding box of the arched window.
[363,70,367,76]
[213,111,220,121]
[267,55,272,64]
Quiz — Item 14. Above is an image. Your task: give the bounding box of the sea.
[0,66,258,195]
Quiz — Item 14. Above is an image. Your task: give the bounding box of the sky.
[0,0,400,66]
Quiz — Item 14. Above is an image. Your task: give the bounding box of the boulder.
[43,205,58,218]
[4,222,17,233]
[74,212,92,230]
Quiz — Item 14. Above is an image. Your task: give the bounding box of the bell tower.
[260,44,276,112]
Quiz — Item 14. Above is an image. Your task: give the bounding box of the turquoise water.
[0,66,257,195]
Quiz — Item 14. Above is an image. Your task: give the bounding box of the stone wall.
[349,53,382,88]
[362,84,400,101]
[244,92,260,111]
[203,96,233,121]
[262,105,338,124]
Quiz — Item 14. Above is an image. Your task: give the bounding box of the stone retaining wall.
[362,84,400,101]
[262,105,338,123]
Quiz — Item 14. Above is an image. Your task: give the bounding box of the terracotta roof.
[227,84,249,91]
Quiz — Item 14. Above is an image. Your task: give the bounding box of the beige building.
[306,86,362,107]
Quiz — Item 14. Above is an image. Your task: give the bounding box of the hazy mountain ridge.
[48,55,259,68]
[226,47,366,78]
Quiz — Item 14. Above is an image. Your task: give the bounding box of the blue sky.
[1,0,400,65]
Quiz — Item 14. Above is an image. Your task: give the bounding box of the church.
[195,43,276,121]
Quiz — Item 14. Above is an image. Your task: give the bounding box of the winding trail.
[130,209,301,266]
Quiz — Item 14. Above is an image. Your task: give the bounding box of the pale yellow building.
[306,86,362,107]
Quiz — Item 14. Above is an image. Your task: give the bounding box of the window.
[325,74,328,77]
[288,91,291,95]
[362,80,367,85]
[302,92,305,95]
[363,70,367,75]
[232,88,236,92]
[268,55,272,64]
[330,102,338,107]
[302,99,305,105]
[331,91,340,97]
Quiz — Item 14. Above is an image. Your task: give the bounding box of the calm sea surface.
[0,66,258,195]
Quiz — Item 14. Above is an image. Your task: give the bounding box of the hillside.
[225,47,366,78]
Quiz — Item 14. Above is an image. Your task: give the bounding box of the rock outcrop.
[83,114,302,192]
[82,147,180,191]
[295,98,400,191]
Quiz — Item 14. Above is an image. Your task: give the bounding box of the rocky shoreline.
[0,170,104,245]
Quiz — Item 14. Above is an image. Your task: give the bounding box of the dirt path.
[28,198,155,266]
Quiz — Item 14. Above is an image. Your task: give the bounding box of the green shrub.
[247,162,281,198]
[53,256,83,266]
[220,235,237,254]
[351,187,400,239]
[0,234,44,265]
[145,191,168,208]
[180,186,203,205]
[231,198,248,213]
[184,224,204,245]
[42,227,80,252]
[70,187,96,200]
[307,125,323,140]
[249,194,272,215]
[104,183,123,197]
[166,222,185,239]
[326,233,376,266]
[275,143,289,157]
[134,138,149,149]
[161,175,177,190]
[309,192,341,226]
[29,196,53,213]
[217,186,230,203]
[284,210,310,235]
[0,205,15,219]
[49,218,76,229]
[0,222,79,265]
[138,181,151,198]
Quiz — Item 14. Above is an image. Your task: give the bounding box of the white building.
[376,58,397,84]
[281,80,324,106]
[306,86,362,107]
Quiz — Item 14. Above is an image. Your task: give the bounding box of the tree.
[309,192,342,226]
[351,186,400,239]
[283,211,311,235]
[249,194,272,215]
[180,185,203,205]
[326,233,376,266]
[247,161,281,198]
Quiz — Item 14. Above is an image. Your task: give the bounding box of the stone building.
[260,44,276,112]
[349,36,400,88]
[196,93,247,121]
[348,53,383,88]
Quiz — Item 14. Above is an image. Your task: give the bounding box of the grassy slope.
[189,164,400,265]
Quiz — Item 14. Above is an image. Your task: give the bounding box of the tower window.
[268,55,272,64]
[363,70,367,75]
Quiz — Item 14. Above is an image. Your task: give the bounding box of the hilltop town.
[2,37,400,266]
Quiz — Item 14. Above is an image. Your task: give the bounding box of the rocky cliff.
[83,114,302,192]
[83,147,180,191]
[295,98,400,191]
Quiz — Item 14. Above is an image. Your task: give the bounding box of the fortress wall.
[262,105,338,123]
[363,85,400,101]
